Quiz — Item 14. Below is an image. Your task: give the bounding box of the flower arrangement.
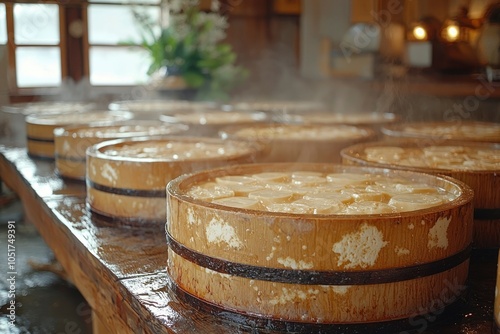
[132,0,247,100]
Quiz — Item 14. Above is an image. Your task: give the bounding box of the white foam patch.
[332,223,388,269]
[277,256,313,269]
[428,216,451,250]
[206,217,243,249]
[395,246,410,256]
[187,207,198,225]
[320,285,352,295]
[101,163,118,184]
[269,287,319,305]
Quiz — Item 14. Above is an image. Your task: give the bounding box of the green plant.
[132,0,247,100]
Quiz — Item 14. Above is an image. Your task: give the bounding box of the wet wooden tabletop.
[0,146,497,334]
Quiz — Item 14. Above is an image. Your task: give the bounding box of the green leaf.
[123,3,248,97]
[183,71,206,88]
[197,58,220,70]
[147,63,158,76]
[216,44,232,54]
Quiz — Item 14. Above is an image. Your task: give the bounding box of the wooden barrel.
[54,121,189,180]
[159,108,269,137]
[381,121,500,143]
[25,110,133,160]
[1,101,96,147]
[166,163,474,328]
[341,140,500,248]
[220,123,376,163]
[86,137,265,225]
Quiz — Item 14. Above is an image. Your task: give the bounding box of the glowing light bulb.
[445,24,460,41]
[413,26,427,40]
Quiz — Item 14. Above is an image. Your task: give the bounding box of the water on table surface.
[0,196,92,334]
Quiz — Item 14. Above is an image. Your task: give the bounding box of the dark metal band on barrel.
[27,153,55,161]
[86,180,166,198]
[166,276,466,333]
[166,231,472,285]
[474,208,500,220]
[26,136,55,143]
[88,206,163,228]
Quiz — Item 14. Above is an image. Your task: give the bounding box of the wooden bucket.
[54,121,188,181]
[381,121,500,143]
[341,140,500,248]
[86,137,265,225]
[166,163,474,328]
[1,101,96,147]
[25,110,133,160]
[220,123,376,163]
[159,108,269,137]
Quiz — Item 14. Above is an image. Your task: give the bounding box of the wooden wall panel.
[351,0,378,23]
[224,0,301,95]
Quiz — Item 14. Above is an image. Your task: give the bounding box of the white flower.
[161,0,201,16]
[214,64,238,82]
[165,0,185,13]
[211,0,221,12]
[195,12,228,48]
[170,14,190,39]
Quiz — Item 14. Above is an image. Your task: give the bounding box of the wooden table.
[0,146,497,334]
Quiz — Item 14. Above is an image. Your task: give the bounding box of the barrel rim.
[108,99,218,112]
[341,139,500,174]
[25,110,134,125]
[86,136,265,164]
[159,108,269,125]
[219,123,377,143]
[53,121,189,139]
[167,163,474,220]
[1,101,98,115]
[273,111,400,126]
[381,121,500,143]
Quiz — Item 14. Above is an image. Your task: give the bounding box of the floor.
[0,186,92,334]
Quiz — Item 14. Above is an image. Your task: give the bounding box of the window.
[0,4,7,44]
[86,1,160,85]
[4,0,161,97]
[13,4,62,88]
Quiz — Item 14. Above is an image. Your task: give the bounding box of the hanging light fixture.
[412,25,428,40]
[441,20,465,42]
[407,17,440,42]
[405,17,440,68]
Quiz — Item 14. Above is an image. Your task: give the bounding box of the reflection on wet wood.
[0,147,85,198]
[0,146,497,333]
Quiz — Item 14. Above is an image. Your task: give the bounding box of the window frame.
[83,1,160,88]
[5,1,68,98]
[3,0,160,102]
